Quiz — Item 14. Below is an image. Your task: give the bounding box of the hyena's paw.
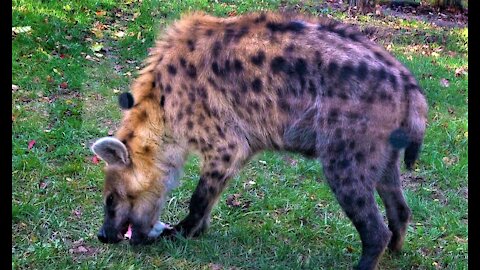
[172,219,209,238]
[159,227,180,239]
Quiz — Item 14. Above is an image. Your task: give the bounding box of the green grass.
[12,0,467,269]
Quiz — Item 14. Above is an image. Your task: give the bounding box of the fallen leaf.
[455,67,467,77]
[91,28,104,38]
[28,140,36,150]
[69,245,88,254]
[94,53,103,58]
[12,84,19,91]
[46,75,54,83]
[60,54,65,59]
[90,43,104,52]
[226,194,242,207]
[114,31,125,38]
[92,155,100,164]
[114,65,123,72]
[72,208,82,218]
[12,26,32,34]
[440,78,449,87]
[113,89,120,94]
[60,82,68,89]
[95,10,106,17]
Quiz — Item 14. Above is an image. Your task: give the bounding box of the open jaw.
[122,221,172,243]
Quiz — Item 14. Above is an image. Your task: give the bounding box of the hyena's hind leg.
[169,141,250,238]
[376,150,412,252]
[320,141,392,270]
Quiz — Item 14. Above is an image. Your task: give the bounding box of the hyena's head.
[91,136,179,245]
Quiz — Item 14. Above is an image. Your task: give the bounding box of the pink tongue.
[124,224,132,239]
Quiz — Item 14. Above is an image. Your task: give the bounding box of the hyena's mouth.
[119,222,130,240]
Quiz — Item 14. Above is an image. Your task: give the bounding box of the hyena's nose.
[97,227,108,243]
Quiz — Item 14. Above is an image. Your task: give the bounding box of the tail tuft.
[404,142,422,170]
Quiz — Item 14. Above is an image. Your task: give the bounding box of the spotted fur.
[92,12,428,270]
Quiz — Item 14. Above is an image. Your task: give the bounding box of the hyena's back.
[135,12,427,162]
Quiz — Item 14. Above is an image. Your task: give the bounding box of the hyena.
[91,12,427,270]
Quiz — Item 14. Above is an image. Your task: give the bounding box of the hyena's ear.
[91,137,130,166]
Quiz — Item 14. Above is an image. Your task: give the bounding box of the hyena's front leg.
[169,142,248,238]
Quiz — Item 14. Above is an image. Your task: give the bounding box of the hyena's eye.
[106,194,114,206]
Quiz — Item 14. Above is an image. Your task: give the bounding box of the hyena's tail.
[389,89,428,170]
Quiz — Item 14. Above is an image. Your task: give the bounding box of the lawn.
[12,0,468,269]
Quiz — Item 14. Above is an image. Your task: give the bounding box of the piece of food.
[148,221,172,238]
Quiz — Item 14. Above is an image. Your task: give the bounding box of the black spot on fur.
[340,64,355,80]
[212,61,225,77]
[210,170,224,180]
[349,141,356,150]
[165,84,172,94]
[236,26,249,40]
[224,28,235,44]
[216,125,225,138]
[271,56,287,73]
[254,13,267,24]
[186,64,197,79]
[179,57,187,68]
[187,91,196,103]
[222,154,231,163]
[377,67,388,81]
[197,87,208,99]
[338,159,351,169]
[160,95,165,107]
[267,21,305,33]
[251,78,263,93]
[278,98,291,113]
[357,61,368,81]
[294,58,308,76]
[118,92,134,109]
[185,103,195,115]
[177,111,184,122]
[187,121,194,129]
[327,62,339,76]
[308,80,317,96]
[354,152,365,163]
[251,51,266,66]
[206,29,214,36]
[327,109,340,125]
[212,41,222,58]
[167,64,177,75]
[233,59,243,72]
[188,138,197,145]
[284,44,295,53]
[187,39,195,52]
[389,74,398,89]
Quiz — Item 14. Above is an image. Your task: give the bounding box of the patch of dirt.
[68,238,101,261]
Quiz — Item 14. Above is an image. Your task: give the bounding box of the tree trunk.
[435,0,463,9]
[349,0,373,13]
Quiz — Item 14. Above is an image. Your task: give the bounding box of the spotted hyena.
[91,12,427,270]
